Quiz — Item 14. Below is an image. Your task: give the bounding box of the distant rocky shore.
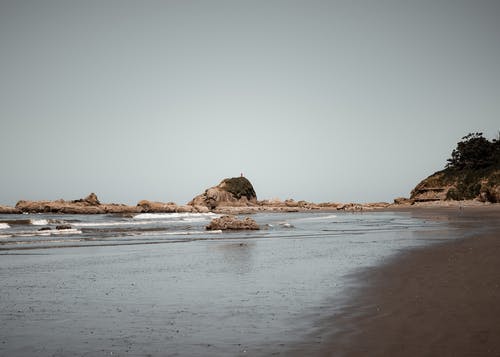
[0,177,393,215]
[2,156,499,215]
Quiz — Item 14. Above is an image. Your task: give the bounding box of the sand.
[292,206,500,356]
[2,207,499,356]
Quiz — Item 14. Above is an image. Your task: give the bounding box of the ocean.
[0,211,459,356]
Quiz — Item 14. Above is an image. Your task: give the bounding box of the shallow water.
[0,211,457,356]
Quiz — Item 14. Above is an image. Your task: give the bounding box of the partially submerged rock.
[206,215,260,231]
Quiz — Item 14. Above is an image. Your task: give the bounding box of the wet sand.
[293,206,500,356]
[2,208,499,356]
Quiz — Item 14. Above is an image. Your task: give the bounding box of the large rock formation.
[189,177,258,210]
[410,169,500,203]
[206,215,260,230]
[15,193,142,214]
[410,133,500,203]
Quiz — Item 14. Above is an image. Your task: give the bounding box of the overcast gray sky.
[1,0,499,205]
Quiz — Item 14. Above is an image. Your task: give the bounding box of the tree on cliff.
[411,131,499,203]
[446,132,499,170]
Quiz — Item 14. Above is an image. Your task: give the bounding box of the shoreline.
[1,195,498,215]
[1,206,499,355]
[289,206,500,356]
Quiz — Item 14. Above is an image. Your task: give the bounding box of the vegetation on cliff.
[411,132,500,202]
[219,177,257,200]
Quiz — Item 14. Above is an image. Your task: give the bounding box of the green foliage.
[446,132,499,170]
[220,177,257,199]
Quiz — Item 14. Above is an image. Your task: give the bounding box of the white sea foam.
[31,219,49,226]
[140,230,222,236]
[72,221,150,228]
[72,218,213,227]
[0,223,10,229]
[293,214,337,222]
[10,229,82,238]
[133,213,217,220]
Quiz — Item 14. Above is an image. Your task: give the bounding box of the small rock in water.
[206,215,259,231]
[56,224,72,230]
[38,227,52,231]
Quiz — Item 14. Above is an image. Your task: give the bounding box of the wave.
[139,230,223,236]
[292,214,338,222]
[133,213,217,220]
[72,218,213,228]
[0,223,10,229]
[72,221,149,228]
[31,219,49,226]
[0,229,82,238]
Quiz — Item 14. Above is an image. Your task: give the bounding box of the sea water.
[0,211,459,356]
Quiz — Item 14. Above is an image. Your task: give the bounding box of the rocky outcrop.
[189,177,258,210]
[393,197,414,205]
[71,192,100,206]
[15,193,142,214]
[137,200,179,213]
[410,133,500,203]
[206,215,260,231]
[410,169,500,203]
[0,205,21,214]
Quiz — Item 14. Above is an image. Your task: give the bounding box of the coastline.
[289,205,500,356]
[1,205,499,355]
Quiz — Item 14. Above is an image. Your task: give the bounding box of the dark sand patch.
[291,206,500,356]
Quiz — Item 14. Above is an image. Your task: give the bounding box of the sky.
[1,0,499,206]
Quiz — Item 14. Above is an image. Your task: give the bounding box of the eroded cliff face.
[410,169,500,203]
[189,177,258,210]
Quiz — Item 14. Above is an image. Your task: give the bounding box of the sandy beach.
[289,206,500,356]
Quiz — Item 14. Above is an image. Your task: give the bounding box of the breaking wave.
[31,219,49,226]
[133,213,217,220]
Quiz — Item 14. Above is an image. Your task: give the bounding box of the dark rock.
[189,177,258,210]
[56,224,72,230]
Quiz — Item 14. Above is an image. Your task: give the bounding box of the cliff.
[410,133,500,203]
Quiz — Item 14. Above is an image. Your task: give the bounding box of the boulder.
[189,177,257,210]
[176,205,194,213]
[84,192,100,206]
[137,200,178,213]
[71,192,101,206]
[206,215,260,231]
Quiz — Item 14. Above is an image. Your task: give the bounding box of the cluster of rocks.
[38,224,73,232]
[14,193,143,214]
[1,177,395,216]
